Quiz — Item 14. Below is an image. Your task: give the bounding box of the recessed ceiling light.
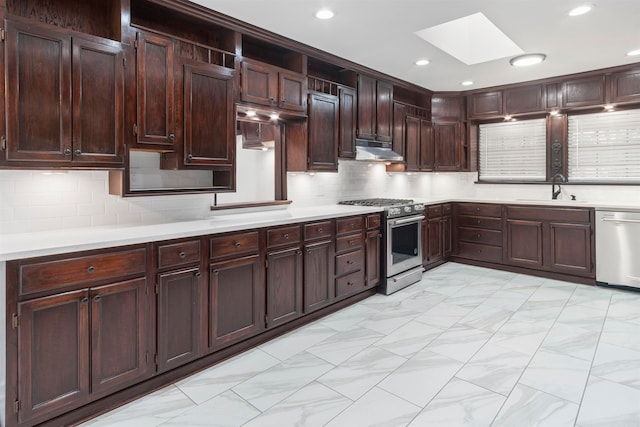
[415,59,430,66]
[568,5,593,16]
[461,80,474,86]
[315,8,334,19]
[509,53,546,67]
[627,49,640,56]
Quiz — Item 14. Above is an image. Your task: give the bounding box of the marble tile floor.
[80,262,640,427]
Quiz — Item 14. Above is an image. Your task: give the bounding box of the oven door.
[386,214,424,277]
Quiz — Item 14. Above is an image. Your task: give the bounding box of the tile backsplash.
[0,161,637,234]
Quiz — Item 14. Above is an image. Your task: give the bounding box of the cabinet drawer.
[267,225,301,248]
[458,215,503,230]
[457,241,503,263]
[506,206,591,223]
[442,203,452,216]
[336,249,364,276]
[366,214,381,230]
[157,240,200,269]
[336,233,363,253]
[304,221,334,241]
[210,231,259,260]
[458,227,503,246]
[427,205,442,218]
[335,270,365,297]
[18,248,147,295]
[456,203,502,217]
[336,216,363,235]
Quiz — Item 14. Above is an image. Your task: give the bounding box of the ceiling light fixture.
[568,5,593,16]
[315,8,334,20]
[461,80,474,86]
[509,53,546,67]
[627,49,640,56]
[415,59,430,66]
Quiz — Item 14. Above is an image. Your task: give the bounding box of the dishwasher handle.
[600,217,640,224]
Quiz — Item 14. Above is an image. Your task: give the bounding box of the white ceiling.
[190,0,640,92]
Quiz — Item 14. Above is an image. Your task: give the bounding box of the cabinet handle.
[318,228,323,233]
[64,148,72,156]
[213,269,219,275]
[234,242,241,248]
[477,234,481,239]
[347,260,354,265]
[347,281,354,286]
[195,271,202,278]
[284,233,289,239]
[94,295,101,303]
[269,97,275,103]
[74,149,81,155]
[81,297,89,304]
[349,240,355,245]
[187,154,193,160]
[87,266,95,273]
[179,251,186,259]
[477,220,481,225]
[297,250,303,255]
[169,133,175,141]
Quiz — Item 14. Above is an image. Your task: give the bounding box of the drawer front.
[19,248,147,295]
[427,205,442,218]
[336,216,363,235]
[442,203,452,216]
[335,270,366,297]
[336,249,364,276]
[366,214,381,230]
[457,241,503,263]
[157,240,201,269]
[210,231,259,260]
[456,203,502,217]
[457,215,503,230]
[458,227,503,246]
[267,225,301,248]
[304,221,334,241]
[506,206,591,223]
[336,233,364,253]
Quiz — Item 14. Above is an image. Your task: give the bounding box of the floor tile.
[540,323,600,361]
[324,387,421,427]
[591,342,640,390]
[359,305,421,335]
[306,326,384,365]
[161,390,259,426]
[599,318,640,352]
[317,304,376,332]
[372,319,443,357]
[457,304,514,333]
[555,304,607,332]
[408,378,505,427]
[566,285,612,310]
[426,324,493,363]
[259,323,338,361]
[576,376,640,426]
[492,384,579,427]
[414,302,473,329]
[606,293,640,325]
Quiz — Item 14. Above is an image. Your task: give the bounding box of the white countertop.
[0,205,382,261]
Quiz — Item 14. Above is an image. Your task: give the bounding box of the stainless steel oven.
[339,198,425,294]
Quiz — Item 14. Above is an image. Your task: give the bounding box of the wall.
[1,161,638,235]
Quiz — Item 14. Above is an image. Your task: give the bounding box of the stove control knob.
[388,207,400,216]
[415,203,424,211]
[404,206,412,213]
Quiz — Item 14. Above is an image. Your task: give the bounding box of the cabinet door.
[241,60,277,106]
[506,219,543,268]
[308,92,339,171]
[561,76,606,108]
[279,71,306,111]
[72,37,124,165]
[182,61,235,166]
[5,20,72,163]
[136,32,175,147]
[609,68,640,104]
[392,102,407,158]
[209,255,264,351]
[365,229,381,287]
[468,91,502,118]
[548,222,593,276]
[405,116,420,172]
[420,120,434,171]
[157,268,203,372]
[357,74,377,140]
[434,123,459,171]
[304,240,334,313]
[427,217,443,263]
[338,86,357,158]
[376,80,393,142]
[442,215,452,257]
[267,246,303,328]
[17,290,90,425]
[90,278,149,396]
[503,84,543,115]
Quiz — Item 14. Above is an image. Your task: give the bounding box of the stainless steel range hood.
[354,139,403,162]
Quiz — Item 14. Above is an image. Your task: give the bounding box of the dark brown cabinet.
[423,204,452,268]
[266,225,303,327]
[303,221,335,313]
[405,116,434,172]
[434,123,459,171]
[561,76,606,108]
[454,203,504,264]
[308,92,339,171]
[503,84,544,115]
[365,214,382,288]
[241,59,306,112]
[338,86,357,158]
[392,102,408,158]
[468,91,502,118]
[4,19,124,167]
[357,75,393,142]
[609,68,640,104]
[335,216,366,299]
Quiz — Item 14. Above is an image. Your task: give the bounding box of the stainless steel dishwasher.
[596,209,640,289]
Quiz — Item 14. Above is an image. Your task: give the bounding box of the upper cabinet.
[561,75,606,108]
[503,84,544,115]
[357,75,393,142]
[468,91,502,118]
[240,60,306,112]
[307,92,339,171]
[2,18,124,168]
[608,67,640,104]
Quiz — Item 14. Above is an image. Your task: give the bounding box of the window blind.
[568,109,640,182]
[479,119,547,181]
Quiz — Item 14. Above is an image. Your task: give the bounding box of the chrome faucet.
[551,173,567,199]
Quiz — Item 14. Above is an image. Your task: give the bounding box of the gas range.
[339,198,424,219]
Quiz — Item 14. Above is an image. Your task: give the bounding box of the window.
[568,109,640,182]
[479,119,547,181]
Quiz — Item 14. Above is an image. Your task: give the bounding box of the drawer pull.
[477,220,481,225]
[477,234,481,239]
[347,260,354,265]
[284,233,289,239]
[213,269,219,275]
[93,295,101,303]
[179,251,186,259]
[349,240,355,246]
[81,297,89,304]
[318,228,323,233]
[347,281,354,286]
[350,223,355,228]
[87,266,95,273]
[195,271,202,278]
[234,242,241,248]
[476,207,480,211]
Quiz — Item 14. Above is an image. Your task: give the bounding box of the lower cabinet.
[423,204,452,268]
[303,220,335,313]
[266,246,303,327]
[335,216,366,299]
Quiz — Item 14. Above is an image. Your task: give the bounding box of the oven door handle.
[390,215,425,225]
